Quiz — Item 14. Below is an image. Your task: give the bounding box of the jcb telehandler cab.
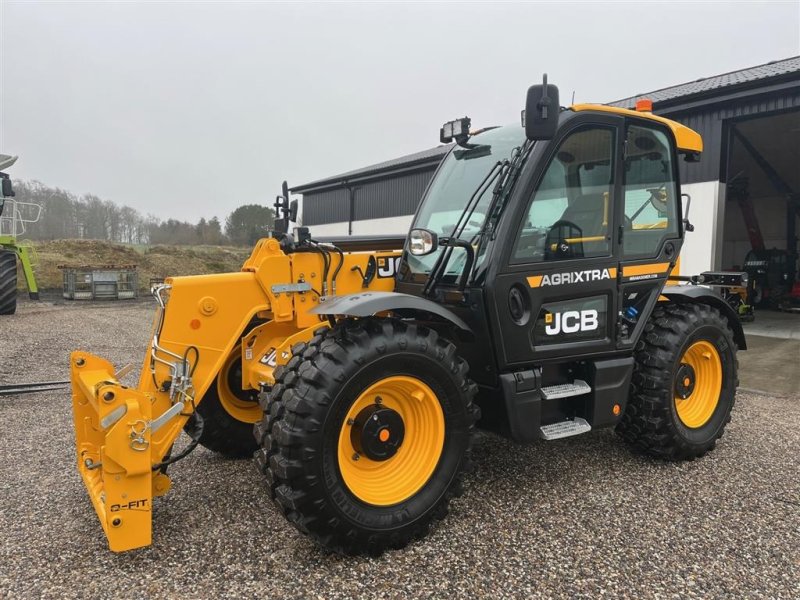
[70,78,746,555]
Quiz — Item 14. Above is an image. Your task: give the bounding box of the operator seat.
[560,193,606,236]
[550,193,608,257]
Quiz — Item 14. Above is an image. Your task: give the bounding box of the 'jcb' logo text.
[545,310,599,336]
[377,256,402,278]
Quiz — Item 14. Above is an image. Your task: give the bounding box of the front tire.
[0,251,17,315]
[254,318,478,555]
[617,302,738,460]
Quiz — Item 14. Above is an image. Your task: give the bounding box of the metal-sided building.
[293,56,800,281]
[291,145,449,237]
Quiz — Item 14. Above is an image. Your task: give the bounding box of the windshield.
[406,125,526,279]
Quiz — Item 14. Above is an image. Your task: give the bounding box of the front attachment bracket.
[71,351,166,552]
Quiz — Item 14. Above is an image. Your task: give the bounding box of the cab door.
[490,116,623,368]
[616,118,684,349]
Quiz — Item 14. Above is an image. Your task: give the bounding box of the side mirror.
[408,228,438,256]
[273,180,292,234]
[289,199,298,222]
[524,74,560,141]
[282,180,290,203]
[1,176,14,198]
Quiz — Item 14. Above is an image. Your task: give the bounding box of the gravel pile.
[1,298,798,599]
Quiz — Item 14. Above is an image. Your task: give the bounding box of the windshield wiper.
[423,159,508,297]
[421,139,534,298]
[482,140,533,241]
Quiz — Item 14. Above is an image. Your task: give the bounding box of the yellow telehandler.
[70,78,746,555]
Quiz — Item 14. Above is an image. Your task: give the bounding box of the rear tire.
[190,348,261,458]
[0,250,17,315]
[617,302,738,460]
[254,318,478,555]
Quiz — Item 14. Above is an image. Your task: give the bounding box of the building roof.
[612,56,800,109]
[291,144,450,193]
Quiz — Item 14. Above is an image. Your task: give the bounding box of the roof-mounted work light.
[440,117,471,146]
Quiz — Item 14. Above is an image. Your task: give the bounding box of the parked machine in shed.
[0,155,41,315]
[728,176,794,310]
[69,78,747,555]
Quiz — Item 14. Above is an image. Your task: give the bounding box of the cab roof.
[570,104,703,154]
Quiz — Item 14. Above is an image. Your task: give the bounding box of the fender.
[661,286,747,350]
[309,291,472,333]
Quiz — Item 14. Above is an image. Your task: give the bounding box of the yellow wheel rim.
[674,340,722,429]
[217,348,261,424]
[337,376,445,506]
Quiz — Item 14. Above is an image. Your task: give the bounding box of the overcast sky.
[1,1,799,222]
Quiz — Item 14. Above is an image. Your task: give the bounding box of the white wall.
[305,214,414,239]
[678,181,721,275]
[305,221,349,237]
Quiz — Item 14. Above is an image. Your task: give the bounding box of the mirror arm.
[538,73,550,120]
[440,237,475,292]
[682,193,695,232]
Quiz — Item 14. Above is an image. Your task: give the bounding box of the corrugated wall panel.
[301,167,438,226]
[354,169,435,221]
[302,188,350,226]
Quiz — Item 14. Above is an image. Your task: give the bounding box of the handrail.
[0,199,43,238]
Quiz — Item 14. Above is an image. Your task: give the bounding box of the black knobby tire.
[617,302,738,460]
[190,353,260,458]
[0,251,17,315]
[253,318,479,555]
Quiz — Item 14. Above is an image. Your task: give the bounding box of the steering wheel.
[545,219,583,259]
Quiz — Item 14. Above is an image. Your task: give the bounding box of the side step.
[540,379,591,400]
[539,417,592,440]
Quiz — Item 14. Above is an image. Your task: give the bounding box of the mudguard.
[662,286,747,350]
[310,291,472,332]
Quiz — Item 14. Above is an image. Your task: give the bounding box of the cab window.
[513,126,614,263]
[622,124,679,258]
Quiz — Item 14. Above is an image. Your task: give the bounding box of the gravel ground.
[1,298,799,599]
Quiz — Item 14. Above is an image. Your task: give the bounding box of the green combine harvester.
[0,155,40,314]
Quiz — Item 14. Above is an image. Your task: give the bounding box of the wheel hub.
[674,340,723,429]
[350,404,405,461]
[217,350,262,424]
[337,376,445,506]
[675,363,696,399]
[226,360,258,403]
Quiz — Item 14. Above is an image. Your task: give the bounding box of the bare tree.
[10,178,234,246]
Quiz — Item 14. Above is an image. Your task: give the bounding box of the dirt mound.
[19,240,251,291]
